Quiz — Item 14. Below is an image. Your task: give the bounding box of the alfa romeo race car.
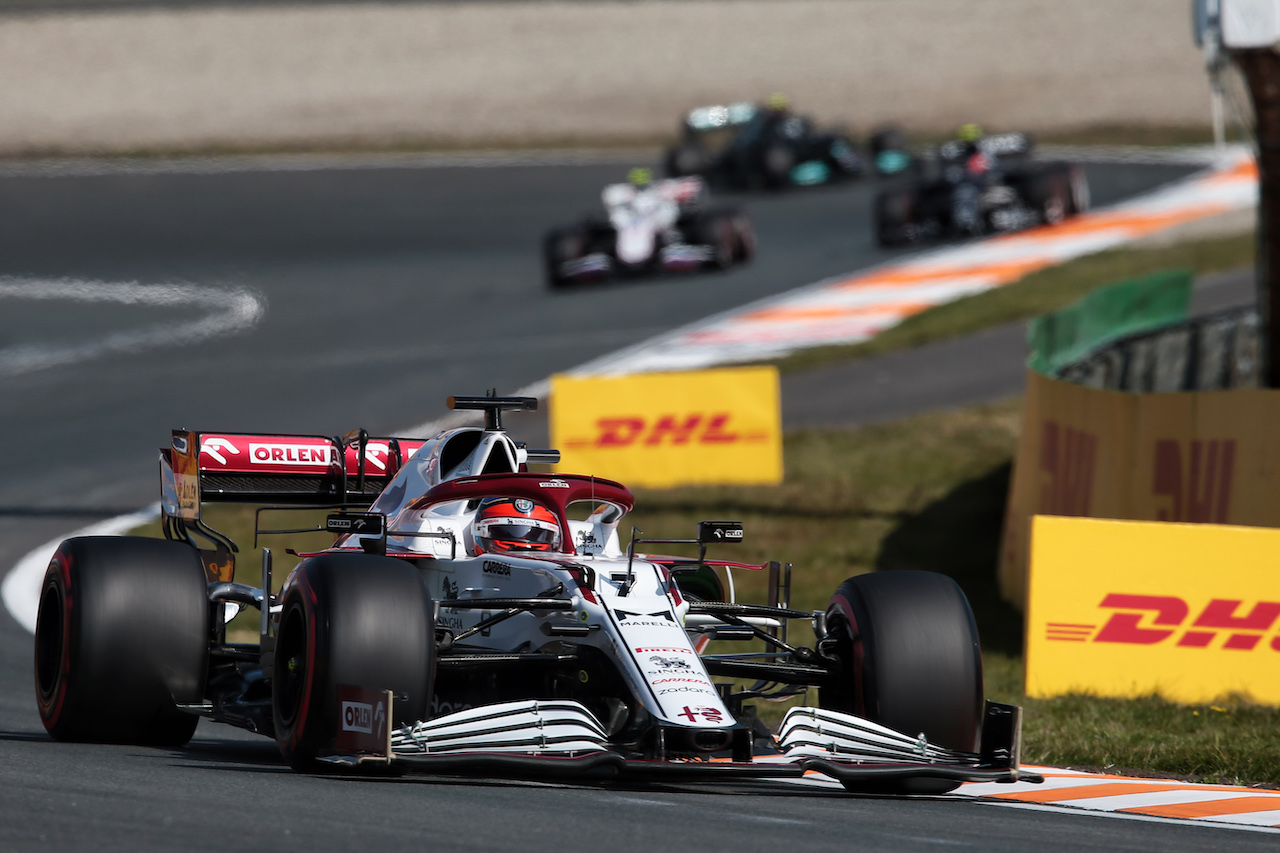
[543,174,754,288]
[35,394,1038,793]
[663,100,867,190]
[874,131,1090,246]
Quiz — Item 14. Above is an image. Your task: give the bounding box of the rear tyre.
[760,143,795,189]
[874,189,915,247]
[869,126,911,176]
[821,571,984,794]
[730,211,756,263]
[665,143,708,178]
[272,553,435,771]
[544,227,585,289]
[695,211,737,270]
[1067,163,1091,216]
[1025,166,1077,225]
[35,536,209,746]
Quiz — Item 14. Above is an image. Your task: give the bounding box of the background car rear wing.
[160,428,427,520]
[683,102,757,132]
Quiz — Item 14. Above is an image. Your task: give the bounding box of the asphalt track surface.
[2,156,1273,852]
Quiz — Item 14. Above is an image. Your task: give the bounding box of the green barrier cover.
[1027,269,1192,375]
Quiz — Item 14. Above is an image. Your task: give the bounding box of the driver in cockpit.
[472,497,561,555]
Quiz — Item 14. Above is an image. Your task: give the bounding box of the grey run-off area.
[0,0,1218,156]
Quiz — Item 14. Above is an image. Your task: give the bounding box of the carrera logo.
[249,443,334,466]
[651,677,710,686]
[482,561,511,576]
[341,700,386,738]
[565,413,769,449]
[1047,594,1280,650]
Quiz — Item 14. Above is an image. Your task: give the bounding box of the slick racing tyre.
[821,571,983,794]
[544,227,585,289]
[1026,164,1083,225]
[868,126,911,176]
[696,211,738,270]
[272,553,435,771]
[730,210,756,263]
[35,536,209,746]
[1067,163,1091,216]
[873,189,915,247]
[665,143,708,178]
[760,143,796,189]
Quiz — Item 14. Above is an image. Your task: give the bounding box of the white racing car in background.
[543,171,754,288]
[35,393,1039,793]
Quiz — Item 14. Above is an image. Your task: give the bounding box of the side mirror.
[698,520,743,544]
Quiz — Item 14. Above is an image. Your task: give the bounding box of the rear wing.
[683,102,757,132]
[160,429,427,521]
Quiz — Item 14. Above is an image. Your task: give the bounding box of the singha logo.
[649,654,691,671]
[442,578,459,601]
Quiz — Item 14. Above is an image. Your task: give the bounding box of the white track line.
[0,277,267,377]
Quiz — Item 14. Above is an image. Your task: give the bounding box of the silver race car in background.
[35,394,1038,793]
[543,172,754,288]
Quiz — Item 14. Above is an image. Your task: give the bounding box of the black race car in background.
[663,98,867,190]
[873,131,1090,246]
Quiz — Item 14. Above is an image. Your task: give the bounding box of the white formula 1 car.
[543,175,754,288]
[35,394,1038,793]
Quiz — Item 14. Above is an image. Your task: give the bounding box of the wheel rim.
[35,579,65,708]
[274,603,309,730]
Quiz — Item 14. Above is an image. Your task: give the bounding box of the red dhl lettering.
[1039,421,1097,516]
[1153,439,1236,523]
[1046,594,1280,651]
[567,413,767,449]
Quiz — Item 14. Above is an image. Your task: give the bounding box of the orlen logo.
[564,413,769,449]
[341,699,386,737]
[1047,594,1280,651]
[249,443,335,466]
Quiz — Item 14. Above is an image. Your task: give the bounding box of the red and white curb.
[962,766,1280,829]
[774,764,1280,833]
[572,147,1258,377]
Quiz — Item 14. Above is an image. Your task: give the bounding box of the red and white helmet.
[473,498,561,554]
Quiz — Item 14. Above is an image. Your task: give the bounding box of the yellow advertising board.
[1027,514,1280,705]
[550,367,782,488]
[1001,369,1280,610]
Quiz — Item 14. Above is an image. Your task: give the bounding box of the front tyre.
[35,536,209,745]
[821,571,983,794]
[272,553,434,771]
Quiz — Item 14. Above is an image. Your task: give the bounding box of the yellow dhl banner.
[550,367,782,488]
[1026,514,1280,706]
[1000,368,1280,610]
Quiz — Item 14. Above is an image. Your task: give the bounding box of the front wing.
[319,691,1042,789]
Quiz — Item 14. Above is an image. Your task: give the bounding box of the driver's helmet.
[956,123,984,143]
[628,167,653,188]
[473,497,561,554]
